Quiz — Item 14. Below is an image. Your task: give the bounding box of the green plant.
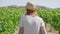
[0,7,60,34]
[0,7,25,34]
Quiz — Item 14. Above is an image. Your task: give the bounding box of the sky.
[0,0,60,8]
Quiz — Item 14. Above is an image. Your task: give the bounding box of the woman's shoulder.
[34,16,41,18]
[34,16,43,20]
[21,15,32,19]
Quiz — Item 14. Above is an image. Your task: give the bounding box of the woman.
[19,2,47,34]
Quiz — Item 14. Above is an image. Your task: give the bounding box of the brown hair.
[26,9,36,15]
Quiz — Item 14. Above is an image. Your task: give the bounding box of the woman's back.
[20,15,45,34]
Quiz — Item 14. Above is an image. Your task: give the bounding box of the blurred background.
[0,0,60,34]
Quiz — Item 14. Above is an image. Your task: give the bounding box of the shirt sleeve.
[20,17,24,27]
[40,19,45,27]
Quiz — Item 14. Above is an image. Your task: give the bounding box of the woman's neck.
[26,14,37,17]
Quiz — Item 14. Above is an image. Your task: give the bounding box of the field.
[0,7,60,34]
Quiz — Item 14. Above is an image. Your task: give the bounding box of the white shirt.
[20,15,45,34]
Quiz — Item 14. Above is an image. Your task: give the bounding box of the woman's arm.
[19,27,24,34]
[40,26,47,34]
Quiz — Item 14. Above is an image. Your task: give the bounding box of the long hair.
[26,9,36,15]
